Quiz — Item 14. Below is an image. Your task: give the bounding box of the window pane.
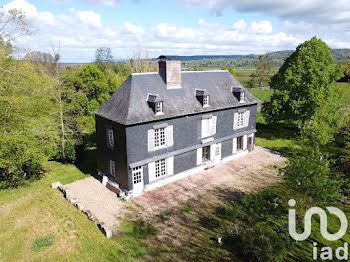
[155,159,167,178]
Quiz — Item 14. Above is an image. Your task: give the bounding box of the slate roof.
[95,70,260,125]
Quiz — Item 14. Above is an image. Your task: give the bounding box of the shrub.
[0,134,45,188]
[221,220,248,246]
[284,147,343,202]
[240,222,287,262]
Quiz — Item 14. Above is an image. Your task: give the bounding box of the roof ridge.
[124,76,133,122]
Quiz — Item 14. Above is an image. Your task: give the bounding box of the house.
[95,56,259,197]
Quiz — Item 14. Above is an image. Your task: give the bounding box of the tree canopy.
[262,37,343,134]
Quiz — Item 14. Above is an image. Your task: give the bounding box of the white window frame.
[155,101,163,115]
[240,92,245,103]
[203,95,209,107]
[107,128,114,148]
[237,112,245,128]
[109,160,115,176]
[155,159,167,178]
[233,111,250,130]
[201,116,217,138]
[154,127,166,150]
[132,166,143,184]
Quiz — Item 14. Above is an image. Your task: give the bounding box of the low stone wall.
[51,181,113,238]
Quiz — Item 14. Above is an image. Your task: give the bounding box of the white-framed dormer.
[232,86,246,103]
[196,89,210,108]
[147,93,164,115]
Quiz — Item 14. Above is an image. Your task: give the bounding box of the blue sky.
[3,0,350,62]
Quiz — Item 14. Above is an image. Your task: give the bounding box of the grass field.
[0,162,156,261]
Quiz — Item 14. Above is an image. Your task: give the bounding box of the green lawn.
[0,161,154,262]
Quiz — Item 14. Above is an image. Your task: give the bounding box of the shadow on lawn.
[213,187,246,205]
[256,122,300,156]
[256,122,298,141]
[75,146,97,176]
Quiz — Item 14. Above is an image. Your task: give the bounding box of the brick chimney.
[158,56,182,89]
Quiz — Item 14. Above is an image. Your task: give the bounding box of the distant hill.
[153,49,350,67]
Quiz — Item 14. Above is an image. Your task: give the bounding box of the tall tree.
[341,54,350,82]
[262,37,342,132]
[95,47,113,68]
[251,55,272,88]
[127,48,157,73]
[0,7,34,42]
[51,45,68,161]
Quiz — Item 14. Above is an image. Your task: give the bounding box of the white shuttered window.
[109,160,115,176]
[106,128,114,148]
[148,125,173,151]
[201,116,217,138]
[233,111,250,130]
[148,156,174,183]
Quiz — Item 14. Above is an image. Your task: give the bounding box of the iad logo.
[288,199,349,260]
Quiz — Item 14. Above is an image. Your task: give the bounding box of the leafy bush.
[240,222,287,262]
[284,147,343,202]
[221,220,247,245]
[0,134,45,188]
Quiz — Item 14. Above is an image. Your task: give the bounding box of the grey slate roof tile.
[95,70,259,125]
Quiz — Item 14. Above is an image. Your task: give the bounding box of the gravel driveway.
[63,146,284,231]
[64,177,129,232]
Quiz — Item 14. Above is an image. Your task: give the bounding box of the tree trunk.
[55,63,66,161]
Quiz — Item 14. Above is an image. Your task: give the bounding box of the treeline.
[0,43,142,188]
[0,7,159,188]
[179,48,350,69]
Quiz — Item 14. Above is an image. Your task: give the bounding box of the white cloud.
[3,0,350,62]
[4,0,38,17]
[123,22,144,35]
[84,0,119,7]
[71,9,102,27]
[174,0,350,25]
[251,21,272,34]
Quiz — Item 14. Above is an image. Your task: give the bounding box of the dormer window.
[147,94,164,115]
[196,89,210,107]
[155,101,163,114]
[232,87,245,103]
[203,95,209,107]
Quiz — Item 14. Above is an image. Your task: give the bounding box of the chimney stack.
[158,56,182,89]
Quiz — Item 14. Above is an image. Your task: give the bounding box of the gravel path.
[64,177,128,231]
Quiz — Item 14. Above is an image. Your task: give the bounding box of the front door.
[202,146,210,162]
[132,166,144,196]
[215,142,221,163]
